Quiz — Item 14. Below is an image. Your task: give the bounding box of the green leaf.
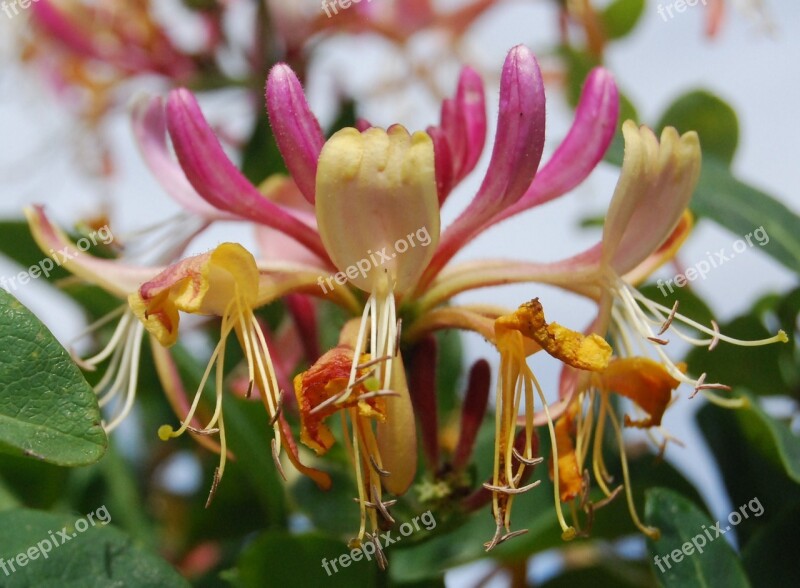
[391,425,704,582]
[657,91,739,165]
[540,558,656,588]
[692,158,800,275]
[697,401,800,547]
[644,488,750,588]
[0,508,188,587]
[230,530,378,588]
[741,501,800,588]
[601,0,646,39]
[0,477,20,511]
[0,289,106,466]
[735,392,800,483]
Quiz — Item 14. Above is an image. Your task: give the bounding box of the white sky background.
[0,0,798,584]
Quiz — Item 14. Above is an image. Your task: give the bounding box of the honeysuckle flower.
[148,44,620,555]
[294,123,439,554]
[129,242,333,501]
[473,121,787,542]
[485,299,612,548]
[24,0,200,124]
[23,206,253,469]
[25,206,165,433]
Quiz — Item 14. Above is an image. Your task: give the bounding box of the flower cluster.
[26,42,786,566]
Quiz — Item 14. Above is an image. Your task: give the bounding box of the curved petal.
[488,67,619,225]
[622,211,693,286]
[129,243,260,347]
[132,95,234,220]
[25,206,157,298]
[315,125,440,295]
[266,64,325,204]
[418,45,546,288]
[165,89,330,263]
[428,65,487,203]
[603,122,701,274]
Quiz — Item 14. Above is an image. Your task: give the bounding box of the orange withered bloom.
[294,346,387,456]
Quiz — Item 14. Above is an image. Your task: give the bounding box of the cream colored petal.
[315,126,440,295]
[376,354,417,495]
[602,121,701,274]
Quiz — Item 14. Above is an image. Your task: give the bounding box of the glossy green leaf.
[0,289,106,466]
[741,501,800,588]
[657,91,739,165]
[601,0,646,39]
[644,488,750,588]
[734,392,800,483]
[0,508,188,587]
[230,530,378,587]
[697,400,800,547]
[692,158,800,275]
[0,478,19,511]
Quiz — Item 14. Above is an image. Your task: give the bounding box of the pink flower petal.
[266,64,325,204]
[419,45,546,288]
[31,1,99,60]
[428,66,487,203]
[490,67,619,224]
[132,96,233,220]
[166,89,329,263]
[25,206,157,298]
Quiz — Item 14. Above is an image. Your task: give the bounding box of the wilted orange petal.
[597,357,682,428]
[550,409,583,502]
[294,346,385,455]
[495,298,611,372]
